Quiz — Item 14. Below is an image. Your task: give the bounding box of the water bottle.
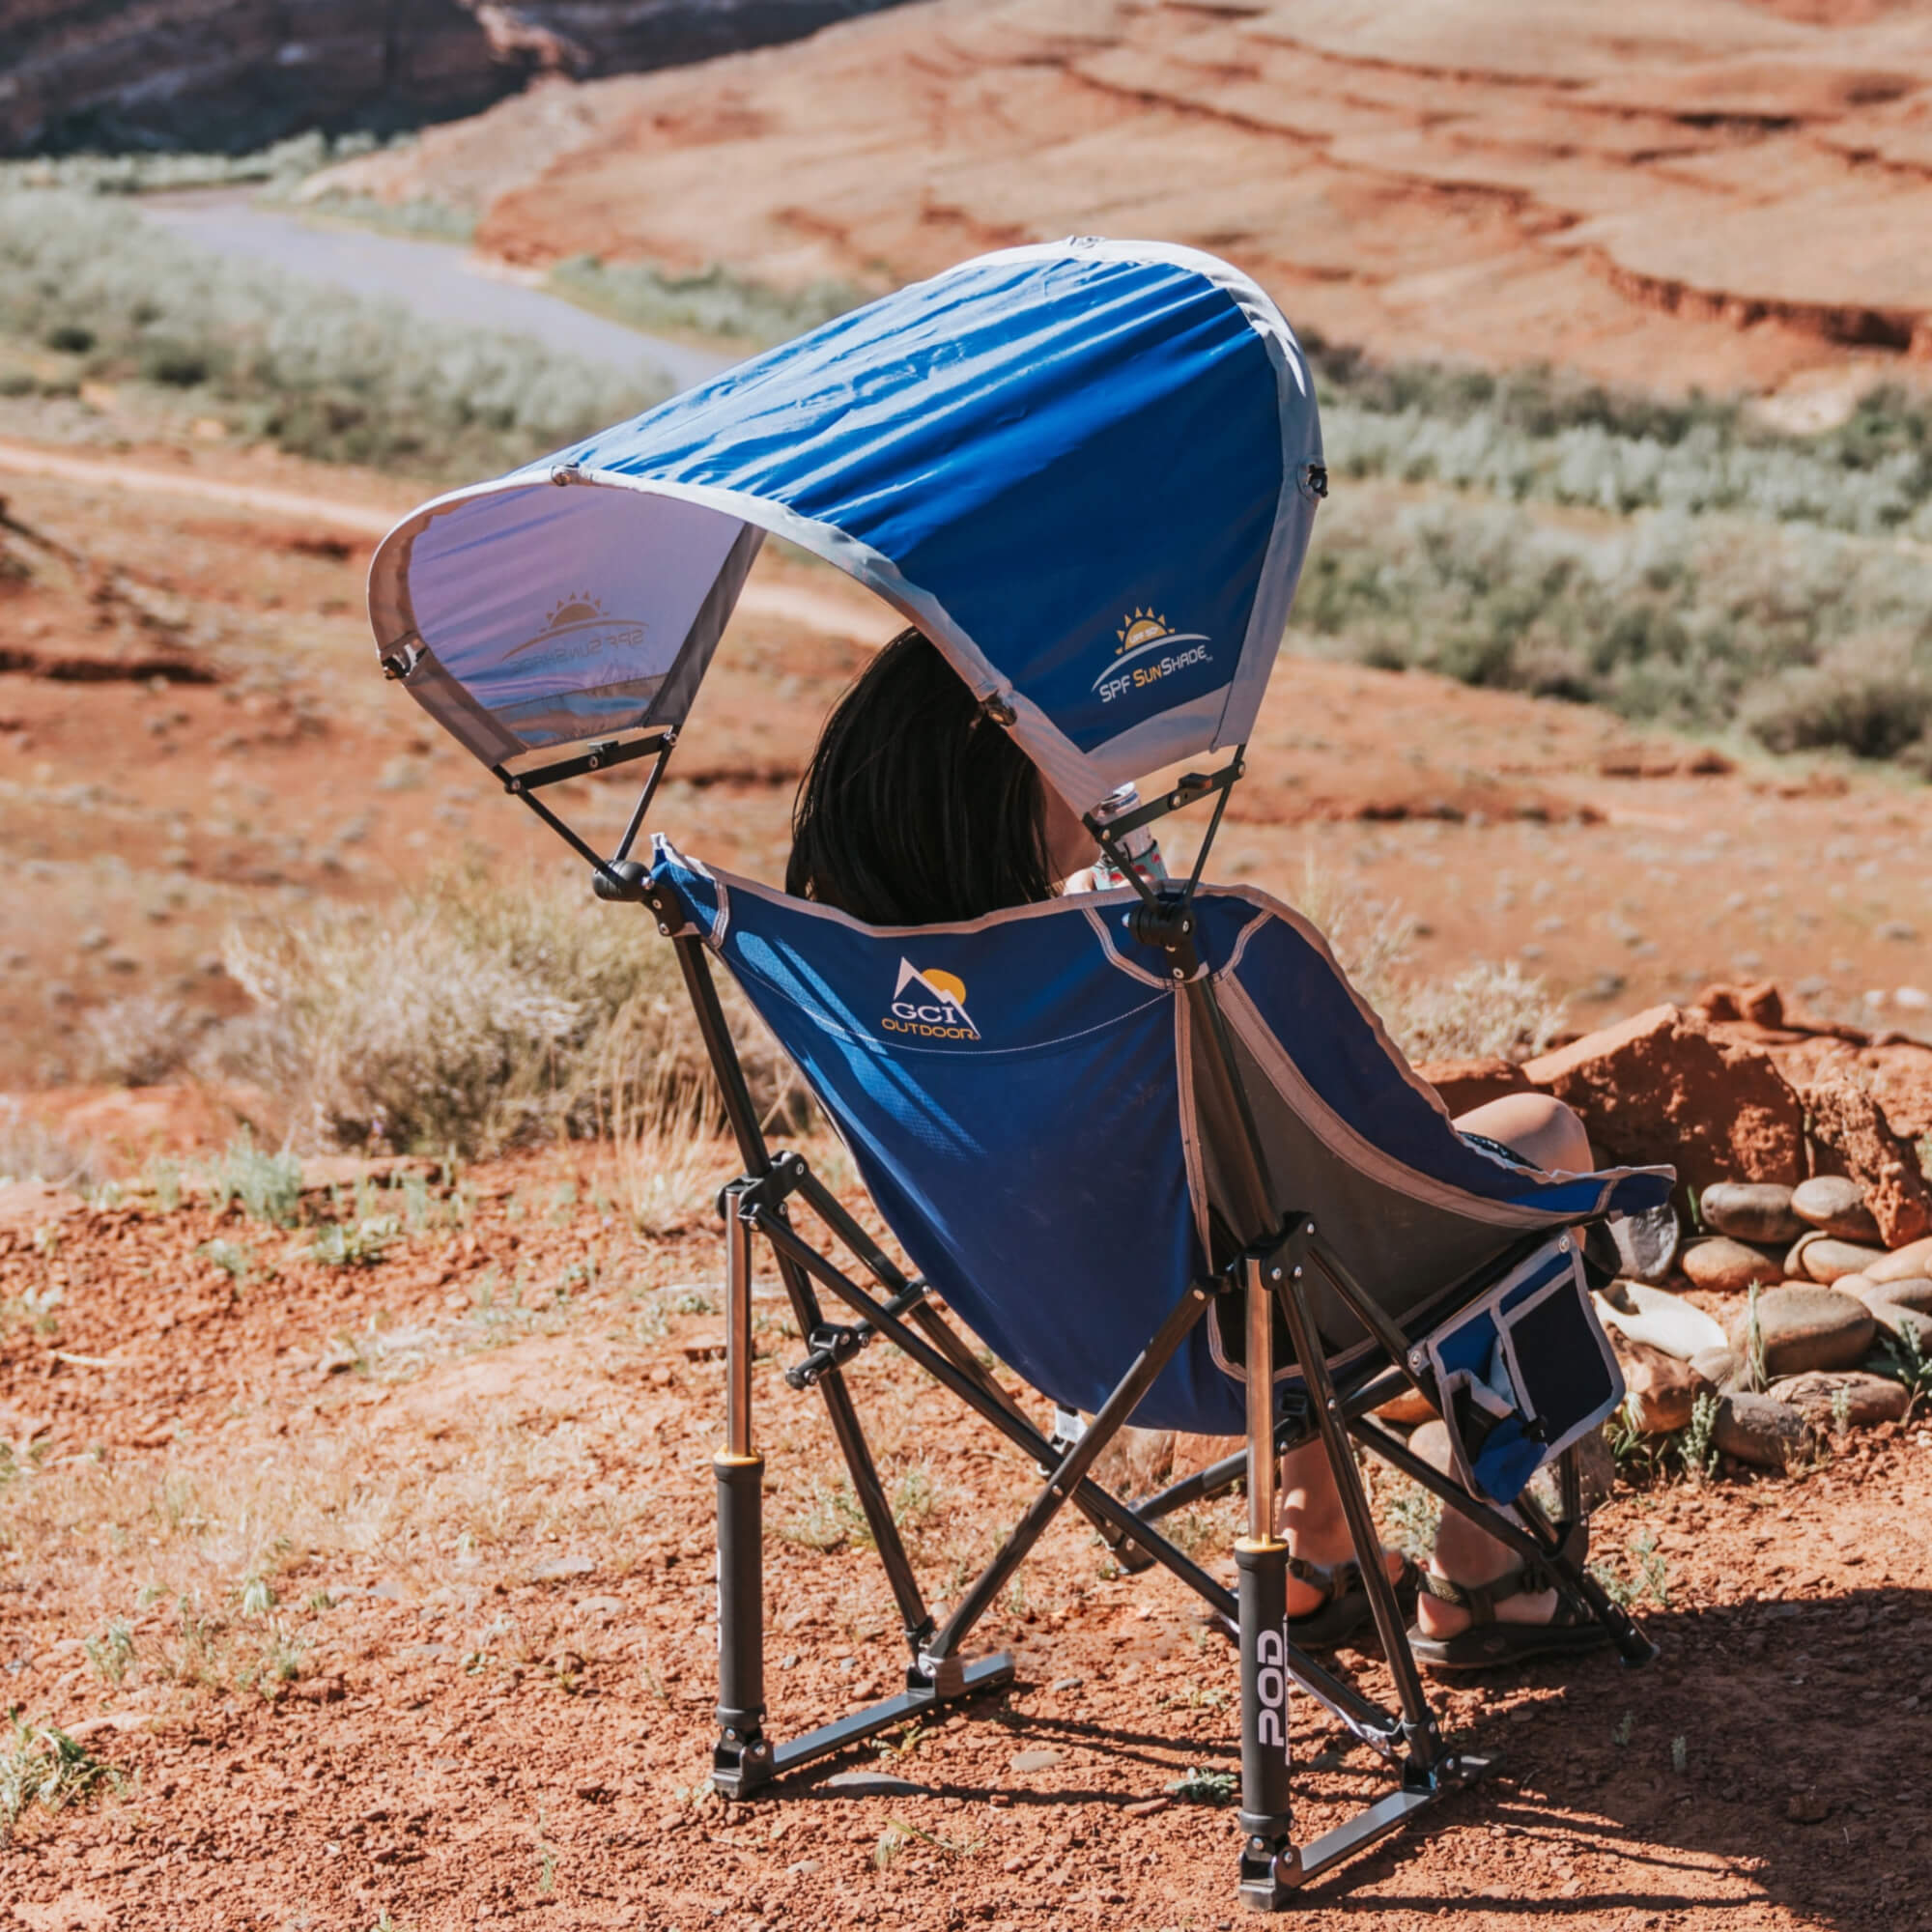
[1091,783,1169,891]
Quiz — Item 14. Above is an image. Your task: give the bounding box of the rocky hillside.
[0,0,911,156]
[313,0,1932,396]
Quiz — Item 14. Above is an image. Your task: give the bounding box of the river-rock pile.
[1419,980,1932,1472]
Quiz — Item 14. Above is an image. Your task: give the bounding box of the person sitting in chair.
[787,626,1604,1668]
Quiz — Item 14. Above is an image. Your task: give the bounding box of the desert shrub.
[1284,862,1564,1064]
[0,131,356,198]
[0,188,668,473]
[298,192,477,242]
[547,255,864,347]
[1296,486,1932,750]
[1740,637,1932,758]
[0,1102,99,1188]
[80,994,208,1088]
[210,871,803,1155]
[1311,346,1932,538]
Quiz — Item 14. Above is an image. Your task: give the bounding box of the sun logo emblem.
[1116,608,1174,656]
[504,589,644,660]
[1092,605,1212,698]
[543,590,605,629]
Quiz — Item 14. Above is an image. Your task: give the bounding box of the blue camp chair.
[368,240,1673,1906]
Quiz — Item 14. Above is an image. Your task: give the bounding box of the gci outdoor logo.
[1093,608,1211,705]
[882,960,980,1041]
[504,591,646,668]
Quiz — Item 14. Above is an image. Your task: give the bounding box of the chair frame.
[506,739,1657,1909]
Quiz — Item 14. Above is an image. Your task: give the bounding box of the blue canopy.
[367,239,1325,813]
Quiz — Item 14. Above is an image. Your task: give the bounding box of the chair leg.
[713,1186,772,1797]
[1237,1537,1298,1907]
[714,1449,771,1798]
[1236,1253,1301,1908]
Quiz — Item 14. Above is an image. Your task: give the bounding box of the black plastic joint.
[1127,888,1198,957]
[783,1321,871,1389]
[593,858,650,903]
[710,1733,773,1800]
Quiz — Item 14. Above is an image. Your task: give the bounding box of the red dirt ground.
[2,1149,1929,1930]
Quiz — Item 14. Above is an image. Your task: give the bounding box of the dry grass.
[1287,860,1566,1063]
[209,870,804,1157]
[0,1101,99,1189]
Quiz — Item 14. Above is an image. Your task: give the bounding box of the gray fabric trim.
[395,639,525,768]
[647,522,765,733]
[1215,974,1569,1232]
[1173,985,1213,1261]
[1080,898,1170,988]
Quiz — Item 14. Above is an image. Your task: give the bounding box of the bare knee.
[1454,1092,1591,1174]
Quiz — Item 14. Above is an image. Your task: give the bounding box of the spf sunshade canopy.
[367,239,1326,813]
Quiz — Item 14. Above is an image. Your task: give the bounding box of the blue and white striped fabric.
[651,839,1672,1435]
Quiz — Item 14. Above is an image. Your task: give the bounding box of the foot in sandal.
[1406,1557,1610,1672]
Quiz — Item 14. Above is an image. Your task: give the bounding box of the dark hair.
[786,629,1054,925]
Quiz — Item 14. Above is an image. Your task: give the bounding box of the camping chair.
[366,239,1674,1907]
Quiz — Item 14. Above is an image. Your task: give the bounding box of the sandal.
[1288,1552,1418,1652]
[1406,1560,1611,1673]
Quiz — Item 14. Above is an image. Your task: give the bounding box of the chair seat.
[649,838,1670,1435]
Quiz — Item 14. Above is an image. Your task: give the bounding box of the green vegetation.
[547,255,864,348]
[0,130,363,198]
[1303,344,1932,771]
[0,1717,120,1838]
[0,187,666,473]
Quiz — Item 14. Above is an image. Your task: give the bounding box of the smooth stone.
[824,1771,926,1796]
[1612,1338,1712,1435]
[1009,1748,1062,1774]
[1700,1182,1803,1246]
[1868,1236,1932,1283]
[1844,1275,1932,1317]
[1714,1392,1816,1470]
[1788,1234,1889,1285]
[529,1554,596,1582]
[1374,1385,1435,1427]
[1728,1284,1875,1378]
[1690,1345,1747,1394]
[1767,1371,1910,1428]
[1595,1283,1728,1362]
[1867,1301,1932,1353]
[1791,1176,1880,1243]
[1609,1201,1682,1285]
[1680,1236,1782,1293]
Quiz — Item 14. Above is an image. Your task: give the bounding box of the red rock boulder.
[1415,1057,1533,1120]
[1520,1005,1804,1197]
[1796,1076,1932,1249]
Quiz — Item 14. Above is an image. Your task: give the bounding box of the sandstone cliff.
[0,0,909,155]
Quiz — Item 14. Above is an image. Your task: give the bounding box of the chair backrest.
[650,839,1670,1435]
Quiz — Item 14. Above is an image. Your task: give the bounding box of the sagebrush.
[0,188,667,473]
[210,871,802,1155]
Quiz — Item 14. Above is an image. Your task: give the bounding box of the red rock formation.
[0,0,908,156]
[1520,1006,1806,1196]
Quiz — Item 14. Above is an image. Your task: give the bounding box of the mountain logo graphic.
[882,959,980,1040]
